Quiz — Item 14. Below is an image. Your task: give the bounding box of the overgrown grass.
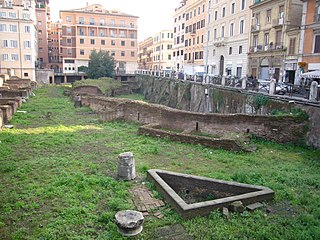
[116,93,145,101]
[0,86,319,239]
[73,77,122,95]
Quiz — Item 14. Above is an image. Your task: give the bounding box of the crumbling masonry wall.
[81,96,308,144]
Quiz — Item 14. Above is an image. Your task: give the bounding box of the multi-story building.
[248,0,303,83]
[35,0,50,69]
[59,4,138,74]
[137,37,153,71]
[152,30,173,71]
[172,1,187,73]
[182,0,207,75]
[298,0,320,74]
[48,21,62,72]
[0,0,38,80]
[206,0,250,78]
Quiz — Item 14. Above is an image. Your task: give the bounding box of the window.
[38,21,42,26]
[214,28,217,39]
[3,40,8,48]
[121,41,125,46]
[253,35,258,47]
[111,51,115,57]
[229,47,232,55]
[131,51,135,57]
[214,10,218,20]
[221,26,225,37]
[90,18,95,25]
[90,29,95,36]
[111,40,116,46]
[222,7,226,17]
[276,31,282,46]
[0,24,6,32]
[231,2,235,14]
[110,19,115,26]
[131,41,135,47]
[24,73,28,77]
[314,35,320,53]
[79,28,84,36]
[80,39,84,44]
[22,13,30,19]
[120,20,125,26]
[266,9,271,23]
[11,54,18,61]
[79,17,84,24]
[90,39,95,45]
[80,49,84,55]
[239,45,242,54]
[100,29,105,37]
[67,49,72,55]
[121,51,125,56]
[67,38,72,44]
[66,27,71,34]
[0,12,6,18]
[100,18,105,26]
[101,39,105,45]
[120,30,125,38]
[239,20,244,34]
[66,16,71,22]
[8,12,16,18]
[241,0,245,10]
[24,41,31,48]
[24,55,31,61]
[289,38,296,55]
[10,40,17,48]
[110,30,115,37]
[264,33,269,46]
[230,23,234,36]
[279,5,284,19]
[255,13,260,25]
[316,5,320,22]
[2,54,9,61]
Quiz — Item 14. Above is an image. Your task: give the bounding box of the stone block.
[246,202,264,211]
[118,152,136,180]
[229,201,245,213]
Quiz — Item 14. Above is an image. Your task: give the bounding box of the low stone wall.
[0,109,3,128]
[0,105,13,124]
[0,100,18,113]
[138,124,247,151]
[0,89,29,98]
[73,86,104,96]
[81,96,308,144]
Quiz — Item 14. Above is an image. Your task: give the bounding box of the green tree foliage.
[87,50,116,79]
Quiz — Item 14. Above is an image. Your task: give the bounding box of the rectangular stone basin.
[147,169,274,219]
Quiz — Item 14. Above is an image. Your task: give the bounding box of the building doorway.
[286,70,295,84]
[219,55,224,76]
[260,58,269,80]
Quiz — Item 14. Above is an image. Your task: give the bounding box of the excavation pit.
[147,169,274,219]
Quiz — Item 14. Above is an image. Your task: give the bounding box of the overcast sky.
[50,0,181,41]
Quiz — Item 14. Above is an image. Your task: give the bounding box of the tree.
[87,50,116,79]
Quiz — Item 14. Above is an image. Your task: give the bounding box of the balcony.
[272,18,284,27]
[213,37,228,47]
[251,24,260,32]
[249,43,286,53]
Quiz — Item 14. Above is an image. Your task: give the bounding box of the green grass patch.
[73,77,122,95]
[0,86,319,239]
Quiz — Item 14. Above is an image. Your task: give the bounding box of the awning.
[301,70,320,79]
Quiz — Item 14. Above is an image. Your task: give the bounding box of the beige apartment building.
[299,0,320,73]
[0,0,38,80]
[248,0,303,83]
[137,37,153,71]
[36,0,50,69]
[152,30,174,71]
[48,21,62,72]
[181,0,207,75]
[206,0,251,78]
[59,4,138,74]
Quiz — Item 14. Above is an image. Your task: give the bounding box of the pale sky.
[50,0,181,41]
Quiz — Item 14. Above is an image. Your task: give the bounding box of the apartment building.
[137,37,153,71]
[299,0,320,73]
[48,21,62,71]
[248,0,303,83]
[35,0,50,69]
[172,1,187,73]
[0,0,38,80]
[172,0,207,75]
[152,30,174,71]
[206,0,250,78]
[59,4,138,74]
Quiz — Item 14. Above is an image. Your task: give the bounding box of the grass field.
[0,86,319,239]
